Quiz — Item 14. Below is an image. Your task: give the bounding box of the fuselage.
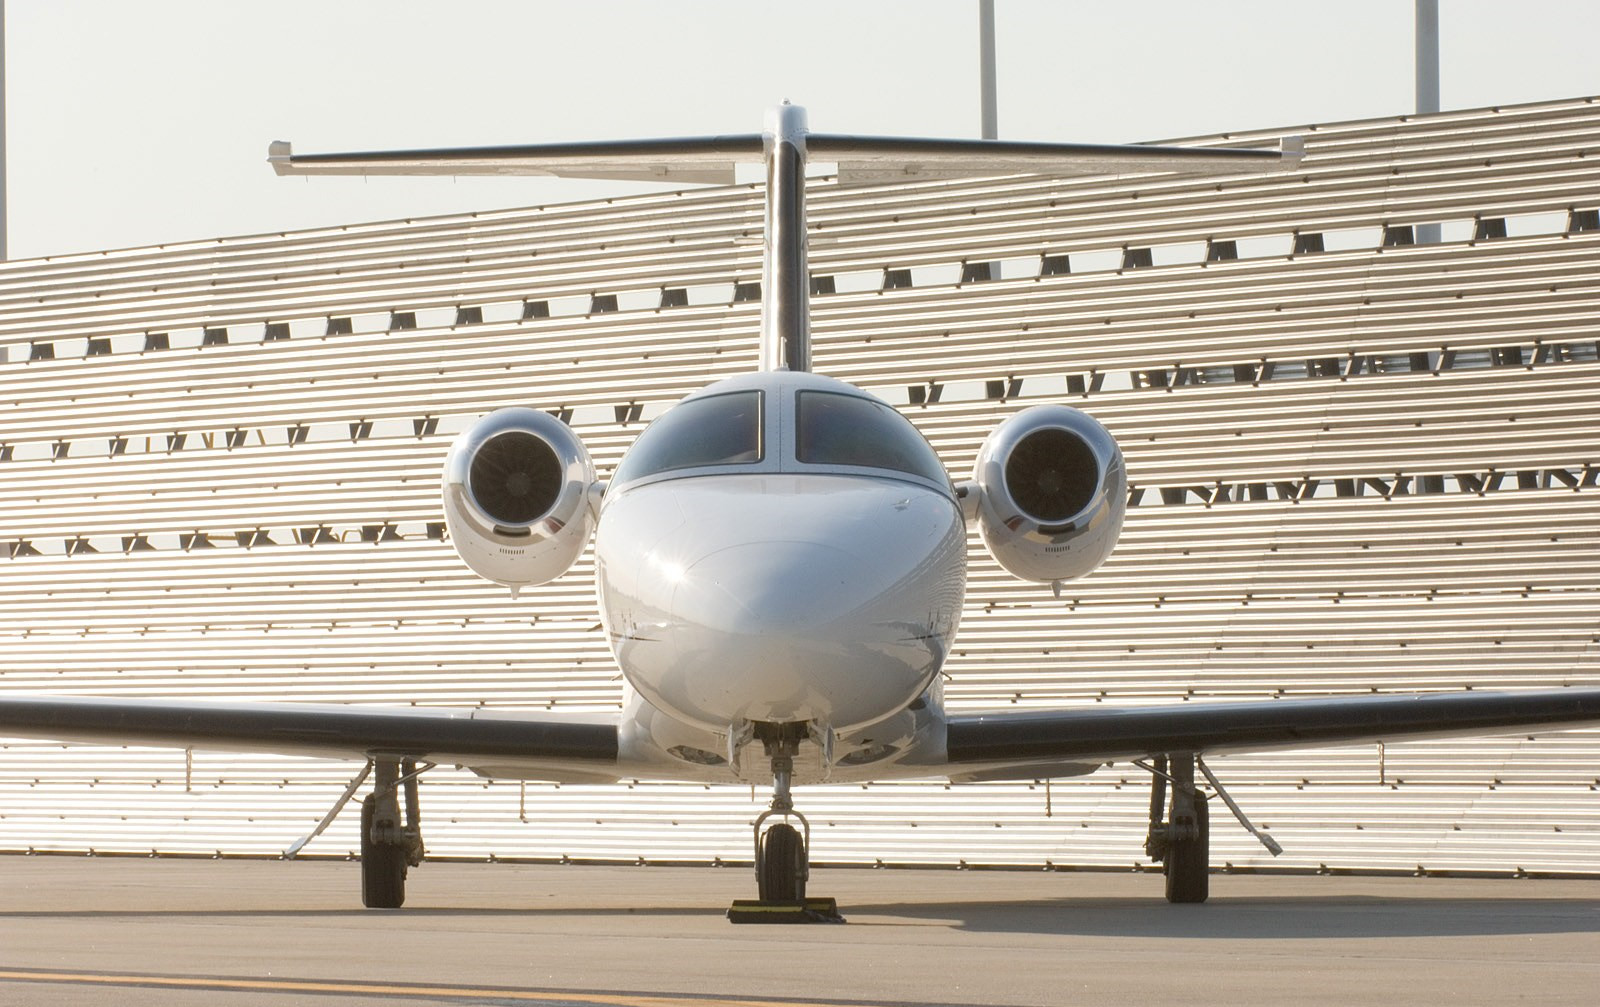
[594,371,967,779]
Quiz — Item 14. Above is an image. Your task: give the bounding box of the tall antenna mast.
[1,0,9,261]
[979,0,998,139]
[1415,0,1440,244]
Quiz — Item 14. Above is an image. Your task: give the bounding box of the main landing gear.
[360,758,427,908]
[728,724,843,923]
[1142,753,1210,903]
[1140,752,1283,904]
[284,756,430,908]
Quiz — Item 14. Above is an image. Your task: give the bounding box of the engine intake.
[971,404,1125,584]
[443,408,596,591]
[469,430,565,530]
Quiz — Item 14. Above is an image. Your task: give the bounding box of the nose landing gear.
[727,724,843,923]
[754,745,808,902]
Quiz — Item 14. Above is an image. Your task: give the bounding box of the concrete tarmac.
[1,856,1597,1006]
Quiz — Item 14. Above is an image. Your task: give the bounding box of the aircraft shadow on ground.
[841,895,1600,939]
[0,905,709,921]
[3,895,1597,940]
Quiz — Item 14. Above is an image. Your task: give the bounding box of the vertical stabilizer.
[759,104,811,373]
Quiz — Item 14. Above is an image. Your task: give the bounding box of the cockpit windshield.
[795,391,948,484]
[611,391,763,484]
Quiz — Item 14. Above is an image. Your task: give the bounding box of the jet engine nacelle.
[970,404,1126,584]
[442,407,597,591]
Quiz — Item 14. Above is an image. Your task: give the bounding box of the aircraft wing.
[0,696,618,780]
[944,688,1600,781]
[267,133,1300,184]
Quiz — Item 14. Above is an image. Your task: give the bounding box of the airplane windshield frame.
[793,390,949,485]
[610,390,764,485]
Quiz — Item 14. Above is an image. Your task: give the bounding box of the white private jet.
[3,105,1599,917]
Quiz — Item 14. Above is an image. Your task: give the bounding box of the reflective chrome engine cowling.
[972,404,1126,583]
[442,408,596,590]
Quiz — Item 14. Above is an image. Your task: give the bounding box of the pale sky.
[6,0,1600,260]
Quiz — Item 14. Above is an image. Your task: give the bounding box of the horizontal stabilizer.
[810,133,1303,184]
[267,132,1302,184]
[268,136,765,183]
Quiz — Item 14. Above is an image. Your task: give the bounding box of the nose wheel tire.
[360,793,407,909]
[758,822,807,902]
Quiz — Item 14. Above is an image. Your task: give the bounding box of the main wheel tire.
[360,793,407,909]
[1164,795,1209,904]
[757,823,806,902]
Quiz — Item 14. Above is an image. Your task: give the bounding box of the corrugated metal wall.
[2,96,1598,875]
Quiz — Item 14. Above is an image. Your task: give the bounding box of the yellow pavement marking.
[0,968,879,1007]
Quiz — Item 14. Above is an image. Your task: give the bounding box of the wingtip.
[268,140,293,175]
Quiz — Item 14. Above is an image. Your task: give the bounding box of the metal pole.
[1415,0,1440,116]
[1415,0,1440,244]
[979,0,997,139]
[1,0,8,260]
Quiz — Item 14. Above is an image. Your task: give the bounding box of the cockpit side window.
[611,391,763,484]
[795,391,948,484]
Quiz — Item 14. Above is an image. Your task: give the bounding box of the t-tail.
[269,105,1302,379]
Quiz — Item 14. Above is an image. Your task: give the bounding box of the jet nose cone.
[659,536,945,729]
[687,540,870,634]
[596,473,967,732]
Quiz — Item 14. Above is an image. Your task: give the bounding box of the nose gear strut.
[752,738,808,901]
[727,722,843,923]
